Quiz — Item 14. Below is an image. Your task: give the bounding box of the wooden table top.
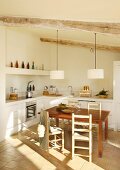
[46,106,110,124]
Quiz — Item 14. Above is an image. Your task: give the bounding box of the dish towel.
[37,124,45,137]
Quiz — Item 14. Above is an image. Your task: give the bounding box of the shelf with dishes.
[5,67,50,76]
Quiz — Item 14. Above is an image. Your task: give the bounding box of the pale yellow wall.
[49,43,120,96]
[6,27,50,69]
[0,0,120,22]
[5,27,51,98]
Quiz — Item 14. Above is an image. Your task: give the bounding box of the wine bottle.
[21,61,25,68]
[32,61,34,69]
[27,62,29,69]
[33,85,35,91]
[15,61,19,68]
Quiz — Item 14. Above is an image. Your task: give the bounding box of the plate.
[61,109,74,113]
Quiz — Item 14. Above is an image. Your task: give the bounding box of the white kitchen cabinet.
[36,98,44,118]
[5,102,25,136]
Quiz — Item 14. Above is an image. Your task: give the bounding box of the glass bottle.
[15,61,19,68]
[10,62,13,67]
[27,62,29,69]
[29,85,32,91]
[32,61,34,69]
[32,85,35,91]
[21,61,25,68]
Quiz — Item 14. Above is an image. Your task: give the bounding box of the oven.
[26,100,36,121]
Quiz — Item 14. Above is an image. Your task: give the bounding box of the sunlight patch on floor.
[49,148,70,161]
[67,156,86,170]
[7,136,23,147]
[107,140,120,148]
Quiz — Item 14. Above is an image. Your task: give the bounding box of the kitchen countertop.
[67,96,113,102]
[5,94,67,106]
[6,94,113,106]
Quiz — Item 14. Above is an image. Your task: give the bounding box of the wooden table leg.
[105,118,108,140]
[98,121,103,157]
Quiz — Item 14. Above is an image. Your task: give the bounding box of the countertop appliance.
[26,81,33,98]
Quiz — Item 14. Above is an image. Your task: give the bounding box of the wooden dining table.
[46,106,110,158]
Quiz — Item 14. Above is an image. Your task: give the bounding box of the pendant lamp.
[88,33,104,79]
[50,30,64,79]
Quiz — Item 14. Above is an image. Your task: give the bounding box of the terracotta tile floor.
[0,125,120,170]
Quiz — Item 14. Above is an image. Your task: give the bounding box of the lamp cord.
[57,30,58,70]
[95,33,96,69]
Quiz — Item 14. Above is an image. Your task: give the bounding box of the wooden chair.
[38,110,64,152]
[63,100,80,130]
[88,101,101,134]
[88,102,101,117]
[72,113,92,162]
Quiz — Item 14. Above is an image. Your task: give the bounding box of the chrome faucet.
[27,81,33,91]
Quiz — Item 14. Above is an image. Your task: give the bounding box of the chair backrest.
[72,113,92,162]
[72,113,92,133]
[38,110,49,151]
[88,102,101,118]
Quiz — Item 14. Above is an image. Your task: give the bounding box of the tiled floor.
[0,125,120,170]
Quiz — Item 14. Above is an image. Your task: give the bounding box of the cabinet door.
[6,103,25,136]
[37,99,44,112]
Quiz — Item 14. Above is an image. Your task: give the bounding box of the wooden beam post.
[0,16,120,34]
[40,37,120,53]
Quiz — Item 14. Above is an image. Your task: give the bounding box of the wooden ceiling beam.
[40,37,120,52]
[0,16,120,34]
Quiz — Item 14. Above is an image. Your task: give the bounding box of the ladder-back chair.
[88,102,101,118]
[72,113,92,162]
[38,110,64,152]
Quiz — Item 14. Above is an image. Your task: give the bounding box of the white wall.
[0,0,120,22]
[3,27,120,98]
[6,75,50,98]
[0,26,6,141]
[5,26,120,98]
[6,27,50,69]
[49,43,120,96]
[5,27,51,98]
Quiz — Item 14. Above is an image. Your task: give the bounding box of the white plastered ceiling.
[0,0,120,22]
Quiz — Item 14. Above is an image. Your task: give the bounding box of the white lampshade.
[50,70,64,79]
[88,69,104,79]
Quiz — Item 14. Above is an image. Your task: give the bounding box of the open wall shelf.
[5,67,50,76]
